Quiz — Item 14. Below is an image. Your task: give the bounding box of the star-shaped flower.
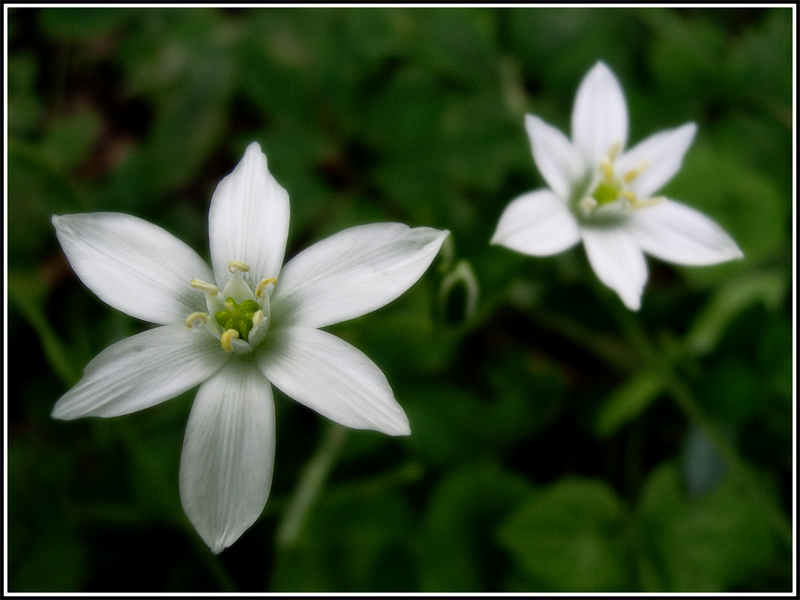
[491,61,743,310]
[51,142,449,552]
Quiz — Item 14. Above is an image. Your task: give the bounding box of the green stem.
[276,422,349,549]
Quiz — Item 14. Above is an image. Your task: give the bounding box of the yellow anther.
[599,157,614,183]
[185,312,208,329]
[228,260,250,273]
[220,329,239,352]
[623,160,650,184]
[607,141,622,163]
[252,310,264,327]
[255,278,277,298]
[191,279,219,294]
[620,190,638,204]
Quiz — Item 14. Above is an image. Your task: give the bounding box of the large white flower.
[51,142,449,553]
[491,61,743,310]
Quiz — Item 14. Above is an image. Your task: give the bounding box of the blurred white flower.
[491,61,743,310]
[52,142,449,553]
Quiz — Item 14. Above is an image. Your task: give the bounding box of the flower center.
[215,298,260,341]
[576,142,664,220]
[185,261,276,354]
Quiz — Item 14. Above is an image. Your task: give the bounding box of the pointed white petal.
[491,189,581,255]
[209,142,290,291]
[270,224,448,329]
[581,226,648,311]
[51,326,228,419]
[52,213,213,325]
[524,115,585,200]
[571,61,629,166]
[616,123,697,199]
[257,327,410,436]
[627,198,744,265]
[179,359,275,554]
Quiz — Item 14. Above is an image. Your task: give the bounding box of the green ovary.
[591,181,620,205]
[215,298,261,341]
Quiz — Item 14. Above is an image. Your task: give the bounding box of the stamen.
[630,196,665,210]
[579,196,598,214]
[599,157,614,183]
[228,260,250,273]
[185,312,208,329]
[619,190,638,204]
[255,278,277,298]
[220,328,239,352]
[607,141,622,163]
[248,309,269,347]
[191,279,219,294]
[623,160,650,184]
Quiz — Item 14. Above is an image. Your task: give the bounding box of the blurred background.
[5,6,794,592]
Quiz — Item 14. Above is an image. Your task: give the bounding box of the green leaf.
[634,462,778,591]
[685,269,787,355]
[414,462,532,591]
[8,271,82,386]
[39,7,136,40]
[595,369,665,438]
[497,478,632,591]
[10,531,87,592]
[41,110,103,171]
[270,487,415,591]
[696,358,762,425]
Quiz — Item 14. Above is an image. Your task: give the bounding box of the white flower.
[51,142,449,553]
[491,61,743,310]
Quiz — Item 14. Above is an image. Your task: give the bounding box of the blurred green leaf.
[696,358,761,426]
[8,271,82,386]
[10,531,87,592]
[7,53,42,135]
[7,142,87,263]
[634,461,778,591]
[595,368,665,438]
[414,462,532,591]
[646,9,731,108]
[685,269,787,355]
[39,7,135,40]
[497,478,632,591]
[41,110,103,171]
[270,487,415,591]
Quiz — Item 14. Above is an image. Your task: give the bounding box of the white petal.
[208,142,290,291]
[581,226,648,311]
[571,61,629,166]
[270,224,449,329]
[524,115,585,200]
[52,213,213,325]
[179,359,275,554]
[616,123,697,199]
[51,326,228,419]
[491,189,581,255]
[257,327,410,436]
[627,198,744,265]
